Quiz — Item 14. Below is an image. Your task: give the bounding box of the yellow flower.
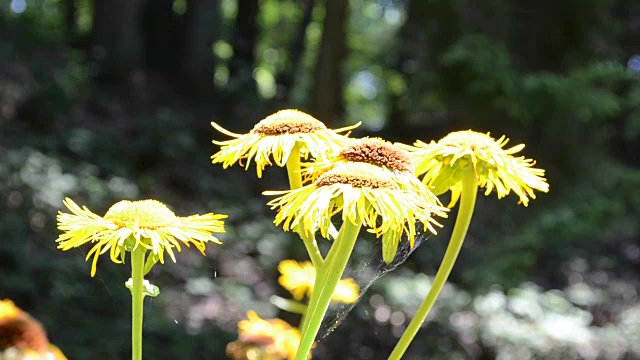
[0,300,67,360]
[226,311,306,360]
[330,278,360,304]
[0,300,19,319]
[400,130,549,207]
[278,260,360,304]
[56,198,227,276]
[304,137,439,201]
[211,109,359,178]
[277,260,316,301]
[267,162,448,263]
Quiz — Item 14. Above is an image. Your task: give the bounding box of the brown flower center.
[104,200,177,229]
[251,109,326,135]
[0,302,50,353]
[340,138,414,172]
[315,163,398,189]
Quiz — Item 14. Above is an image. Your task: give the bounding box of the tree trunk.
[179,0,220,98]
[63,0,76,38]
[92,0,144,80]
[142,0,180,76]
[384,0,460,138]
[385,0,425,139]
[308,0,348,126]
[229,0,259,94]
[274,0,315,104]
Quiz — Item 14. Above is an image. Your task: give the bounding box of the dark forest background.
[2,0,640,359]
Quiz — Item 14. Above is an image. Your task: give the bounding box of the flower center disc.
[315,162,398,189]
[104,200,177,229]
[440,131,499,152]
[340,138,413,172]
[251,109,326,135]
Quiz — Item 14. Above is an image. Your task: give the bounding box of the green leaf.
[382,230,399,264]
[125,278,160,298]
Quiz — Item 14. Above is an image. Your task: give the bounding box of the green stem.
[285,145,303,190]
[131,246,146,360]
[143,253,158,275]
[285,144,324,268]
[388,167,478,360]
[270,295,308,315]
[295,220,362,360]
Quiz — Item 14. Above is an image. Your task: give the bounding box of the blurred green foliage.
[1,0,640,359]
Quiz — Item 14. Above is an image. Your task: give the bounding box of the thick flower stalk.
[0,299,67,360]
[226,311,306,360]
[389,130,549,360]
[267,162,447,359]
[55,198,226,360]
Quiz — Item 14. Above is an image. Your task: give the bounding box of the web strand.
[317,224,431,340]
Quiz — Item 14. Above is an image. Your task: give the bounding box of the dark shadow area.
[1,0,640,359]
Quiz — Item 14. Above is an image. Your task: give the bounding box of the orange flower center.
[340,138,414,172]
[251,109,326,135]
[0,301,50,353]
[315,163,398,189]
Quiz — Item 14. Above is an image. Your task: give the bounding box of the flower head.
[226,311,305,360]
[56,198,227,276]
[211,109,358,177]
[278,260,359,304]
[267,162,448,263]
[0,300,67,360]
[305,137,438,201]
[401,130,549,207]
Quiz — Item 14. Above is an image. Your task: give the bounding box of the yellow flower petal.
[229,311,305,360]
[277,260,360,304]
[333,278,360,304]
[400,130,549,207]
[267,163,448,263]
[211,109,359,178]
[0,299,66,359]
[55,198,227,276]
[278,260,315,301]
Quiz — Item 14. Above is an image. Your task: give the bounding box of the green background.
[1,0,640,359]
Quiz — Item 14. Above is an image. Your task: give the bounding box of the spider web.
[316,224,431,341]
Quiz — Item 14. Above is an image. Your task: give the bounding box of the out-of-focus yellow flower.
[56,198,227,276]
[226,311,307,360]
[0,300,67,360]
[329,278,360,304]
[277,260,316,301]
[211,109,359,178]
[267,162,448,263]
[278,260,360,304]
[400,130,549,207]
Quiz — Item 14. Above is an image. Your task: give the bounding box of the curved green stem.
[131,246,146,360]
[285,145,303,190]
[143,253,158,275]
[270,295,308,315]
[285,144,324,268]
[388,167,478,360]
[295,220,362,360]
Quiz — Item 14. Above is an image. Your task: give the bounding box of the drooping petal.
[56,198,227,276]
[400,130,549,207]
